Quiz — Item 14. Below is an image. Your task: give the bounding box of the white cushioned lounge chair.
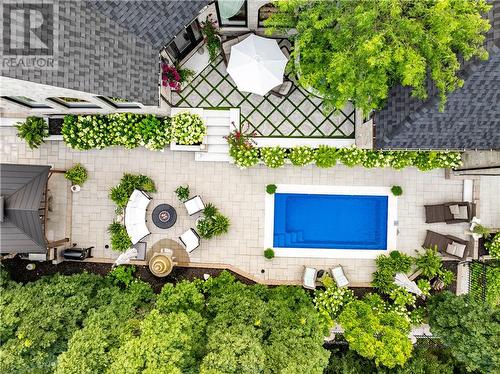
[303,266,318,290]
[330,266,349,288]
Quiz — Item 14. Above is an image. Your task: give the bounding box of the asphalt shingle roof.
[375,1,500,150]
[1,0,208,106]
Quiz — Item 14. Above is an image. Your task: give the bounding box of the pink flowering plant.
[224,123,256,149]
[161,64,182,91]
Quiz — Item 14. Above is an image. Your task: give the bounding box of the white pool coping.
[264,184,398,259]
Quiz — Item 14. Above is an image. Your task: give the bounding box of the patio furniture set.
[301,201,476,290]
[123,190,206,263]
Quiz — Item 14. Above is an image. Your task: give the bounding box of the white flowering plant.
[229,144,260,169]
[313,275,356,327]
[171,112,206,145]
[260,146,286,168]
[289,146,314,166]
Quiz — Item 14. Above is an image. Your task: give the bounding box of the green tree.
[107,309,206,374]
[266,0,491,114]
[55,282,153,374]
[338,300,413,368]
[0,273,112,373]
[428,292,500,373]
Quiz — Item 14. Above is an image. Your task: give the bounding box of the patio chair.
[422,230,471,260]
[222,33,252,66]
[269,46,293,98]
[179,228,201,253]
[184,195,205,216]
[330,266,350,288]
[303,266,318,290]
[425,202,476,224]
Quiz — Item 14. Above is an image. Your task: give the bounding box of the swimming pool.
[264,185,397,259]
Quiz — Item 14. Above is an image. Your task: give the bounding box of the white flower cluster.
[171,112,207,145]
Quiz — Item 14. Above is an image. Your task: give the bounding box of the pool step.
[273,233,285,247]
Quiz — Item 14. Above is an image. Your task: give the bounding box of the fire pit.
[152,204,177,229]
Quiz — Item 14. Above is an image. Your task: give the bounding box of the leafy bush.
[266,184,277,194]
[107,222,132,252]
[229,144,260,168]
[107,265,136,288]
[196,202,230,239]
[264,248,275,259]
[15,116,49,149]
[260,146,286,168]
[289,145,315,166]
[338,299,413,368]
[315,145,338,168]
[415,247,454,287]
[175,185,190,202]
[109,173,156,208]
[228,144,462,171]
[156,280,205,314]
[428,292,500,373]
[391,185,403,196]
[62,113,171,151]
[200,15,221,61]
[64,163,88,186]
[171,112,206,145]
[314,279,355,327]
[371,251,414,293]
[485,232,500,259]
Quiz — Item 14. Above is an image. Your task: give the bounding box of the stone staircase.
[194,108,239,162]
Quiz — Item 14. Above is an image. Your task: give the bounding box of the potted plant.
[196,203,230,239]
[170,109,207,151]
[175,185,190,202]
[15,116,49,149]
[264,248,275,259]
[266,184,277,194]
[391,186,403,196]
[65,164,88,192]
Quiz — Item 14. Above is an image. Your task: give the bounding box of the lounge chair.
[222,33,252,66]
[423,230,471,260]
[184,195,205,216]
[330,266,350,288]
[425,202,476,224]
[179,228,201,253]
[303,266,318,290]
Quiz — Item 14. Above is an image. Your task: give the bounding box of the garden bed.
[48,116,65,135]
[2,257,255,292]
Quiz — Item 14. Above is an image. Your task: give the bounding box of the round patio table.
[152,204,177,229]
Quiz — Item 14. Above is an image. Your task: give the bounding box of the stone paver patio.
[173,42,355,139]
[1,126,482,285]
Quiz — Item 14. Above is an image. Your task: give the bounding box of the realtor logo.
[1,1,58,69]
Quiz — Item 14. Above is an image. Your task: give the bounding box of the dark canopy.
[0,164,50,254]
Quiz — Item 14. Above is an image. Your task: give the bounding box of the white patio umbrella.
[226,34,288,96]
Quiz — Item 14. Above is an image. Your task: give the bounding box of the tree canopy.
[266,0,491,114]
[428,292,500,373]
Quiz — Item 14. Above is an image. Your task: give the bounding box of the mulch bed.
[1,257,254,293]
[48,117,64,135]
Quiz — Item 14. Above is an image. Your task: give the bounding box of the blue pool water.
[273,193,388,250]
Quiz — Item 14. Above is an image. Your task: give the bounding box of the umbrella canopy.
[226,34,288,96]
[394,273,423,297]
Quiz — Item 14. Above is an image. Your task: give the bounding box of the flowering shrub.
[62,113,171,151]
[228,144,462,171]
[314,280,355,327]
[289,146,314,166]
[161,64,182,91]
[229,144,260,169]
[315,145,338,168]
[260,146,286,168]
[485,232,500,259]
[171,112,206,145]
[224,124,256,148]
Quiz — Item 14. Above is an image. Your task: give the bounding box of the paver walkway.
[1,126,473,284]
[173,41,355,139]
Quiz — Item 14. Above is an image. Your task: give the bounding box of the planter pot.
[71,185,81,193]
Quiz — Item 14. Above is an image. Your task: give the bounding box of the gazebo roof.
[0,164,50,254]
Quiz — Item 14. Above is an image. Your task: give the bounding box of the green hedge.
[229,144,462,171]
[62,113,171,151]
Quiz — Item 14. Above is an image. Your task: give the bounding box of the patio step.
[207,135,228,145]
[195,152,232,162]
